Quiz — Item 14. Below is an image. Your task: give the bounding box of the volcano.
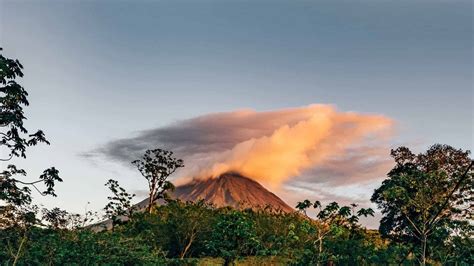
[93,172,293,231]
[136,172,294,213]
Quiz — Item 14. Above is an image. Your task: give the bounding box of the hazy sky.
[0,0,472,223]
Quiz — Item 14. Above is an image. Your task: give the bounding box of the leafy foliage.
[104,179,136,227]
[205,209,261,264]
[0,48,62,231]
[371,144,473,264]
[0,48,64,266]
[41,208,69,229]
[0,194,471,265]
[0,48,49,161]
[295,200,375,265]
[132,149,184,213]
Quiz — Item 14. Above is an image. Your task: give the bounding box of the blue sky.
[0,0,472,220]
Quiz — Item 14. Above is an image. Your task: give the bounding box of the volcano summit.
[137,172,294,213]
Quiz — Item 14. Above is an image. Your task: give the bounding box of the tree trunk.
[421,234,427,266]
[223,257,233,266]
[180,234,195,259]
[317,235,323,266]
[147,190,155,214]
[13,231,27,266]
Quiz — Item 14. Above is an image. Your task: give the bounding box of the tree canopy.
[132,149,184,213]
[371,144,473,265]
[1,47,62,221]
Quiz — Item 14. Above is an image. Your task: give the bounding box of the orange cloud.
[188,105,393,189]
[96,104,394,189]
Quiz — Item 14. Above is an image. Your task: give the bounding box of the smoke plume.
[92,104,394,188]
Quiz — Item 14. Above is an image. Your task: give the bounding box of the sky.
[0,0,472,226]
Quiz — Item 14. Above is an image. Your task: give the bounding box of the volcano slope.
[136,172,294,213]
[94,172,293,231]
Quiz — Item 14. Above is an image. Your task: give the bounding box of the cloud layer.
[94,104,394,189]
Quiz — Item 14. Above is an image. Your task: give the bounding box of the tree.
[295,200,374,265]
[205,209,261,265]
[41,207,69,229]
[132,149,183,214]
[147,199,215,259]
[0,47,62,220]
[295,199,312,216]
[104,179,135,227]
[371,144,473,265]
[169,200,213,259]
[0,48,48,161]
[0,48,63,265]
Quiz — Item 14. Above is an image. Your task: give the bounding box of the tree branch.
[427,160,473,228]
[0,153,13,161]
[12,179,43,185]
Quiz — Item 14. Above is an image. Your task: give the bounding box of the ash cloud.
[93,107,314,163]
[89,104,395,189]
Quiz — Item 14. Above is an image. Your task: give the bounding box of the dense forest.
[1,49,473,265]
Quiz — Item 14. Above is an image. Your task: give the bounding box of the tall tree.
[0,47,62,213]
[0,47,62,265]
[132,149,183,213]
[371,144,473,265]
